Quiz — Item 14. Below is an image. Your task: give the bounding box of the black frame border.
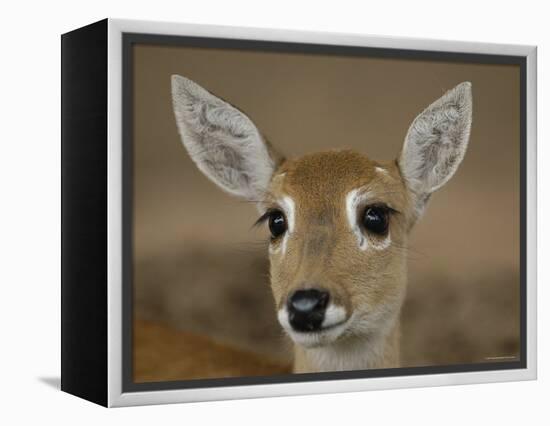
[61,19,109,406]
[121,32,527,394]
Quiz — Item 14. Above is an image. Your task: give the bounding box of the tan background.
[132,43,520,378]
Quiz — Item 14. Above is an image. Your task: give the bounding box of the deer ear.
[399,82,472,216]
[171,75,281,201]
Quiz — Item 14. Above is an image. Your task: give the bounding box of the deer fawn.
[171,75,472,373]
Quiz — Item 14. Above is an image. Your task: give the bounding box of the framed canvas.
[61,18,537,407]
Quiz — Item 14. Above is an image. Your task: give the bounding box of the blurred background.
[131,43,520,382]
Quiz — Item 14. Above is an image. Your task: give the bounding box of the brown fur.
[134,320,291,382]
[264,150,414,372]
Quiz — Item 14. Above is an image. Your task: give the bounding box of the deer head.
[171,75,472,361]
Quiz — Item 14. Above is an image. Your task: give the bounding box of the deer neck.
[292,315,401,373]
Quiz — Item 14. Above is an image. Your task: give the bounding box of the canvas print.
[130,42,521,383]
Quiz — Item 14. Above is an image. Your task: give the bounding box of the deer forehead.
[267,151,407,223]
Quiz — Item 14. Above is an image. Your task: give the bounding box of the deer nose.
[287,289,330,332]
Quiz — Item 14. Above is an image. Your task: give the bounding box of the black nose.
[287,289,330,332]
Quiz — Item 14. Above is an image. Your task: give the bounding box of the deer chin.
[277,307,351,348]
[288,322,350,348]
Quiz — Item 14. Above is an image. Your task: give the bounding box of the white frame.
[106,18,537,407]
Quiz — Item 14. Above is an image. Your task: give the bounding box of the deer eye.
[362,206,389,235]
[268,210,287,239]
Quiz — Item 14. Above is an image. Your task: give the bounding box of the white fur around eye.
[281,196,295,234]
[370,232,391,250]
[345,189,392,251]
[268,195,295,256]
[346,189,368,251]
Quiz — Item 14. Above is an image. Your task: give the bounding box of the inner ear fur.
[171,74,283,201]
[398,82,472,217]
